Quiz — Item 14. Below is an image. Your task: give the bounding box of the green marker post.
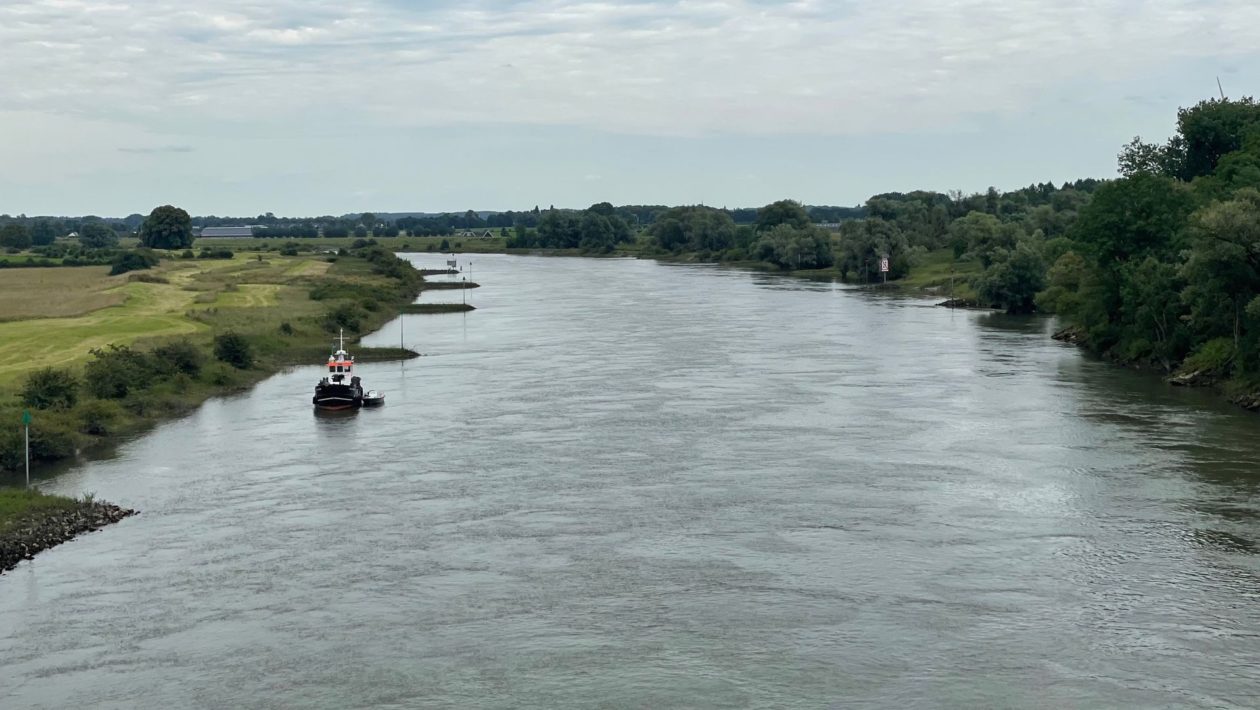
[21,409,31,488]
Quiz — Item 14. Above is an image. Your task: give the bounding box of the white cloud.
[0,0,1257,139]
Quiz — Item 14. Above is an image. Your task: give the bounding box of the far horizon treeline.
[0,204,870,245]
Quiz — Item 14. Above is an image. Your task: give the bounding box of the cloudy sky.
[1,0,1257,217]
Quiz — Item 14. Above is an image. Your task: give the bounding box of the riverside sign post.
[21,409,31,488]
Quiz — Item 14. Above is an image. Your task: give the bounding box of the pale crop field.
[0,255,313,387]
[0,266,127,321]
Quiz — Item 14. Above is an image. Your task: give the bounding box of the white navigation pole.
[22,409,31,488]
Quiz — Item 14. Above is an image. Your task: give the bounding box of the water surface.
[3,254,1259,708]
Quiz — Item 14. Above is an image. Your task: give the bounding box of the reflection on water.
[2,254,1259,709]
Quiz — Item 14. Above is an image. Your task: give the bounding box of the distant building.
[457,229,495,239]
[199,226,256,238]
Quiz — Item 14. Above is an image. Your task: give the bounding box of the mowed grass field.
[0,254,338,387]
[0,267,128,321]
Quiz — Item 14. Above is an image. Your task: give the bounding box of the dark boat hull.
[313,382,363,410]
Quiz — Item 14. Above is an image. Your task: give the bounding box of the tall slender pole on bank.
[462,277,467,306]
[22,409,31,488]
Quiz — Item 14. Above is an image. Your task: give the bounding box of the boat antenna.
[339,327,344,352]
[1217,76,1226,100]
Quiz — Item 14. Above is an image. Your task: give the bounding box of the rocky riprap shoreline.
[1,503,137,573]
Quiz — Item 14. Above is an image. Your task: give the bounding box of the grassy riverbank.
[0,246,424,476]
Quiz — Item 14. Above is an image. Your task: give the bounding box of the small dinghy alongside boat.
[362,390,385,407]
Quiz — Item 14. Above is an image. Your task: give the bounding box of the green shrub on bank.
[21,368,80,410]
[77,399,124,436]
[84,345,158,399]
[153,339,205,377]
[321,303,367,333]
[109,249,160,275]
[1182,337,1237,376]
[214,332,254,369]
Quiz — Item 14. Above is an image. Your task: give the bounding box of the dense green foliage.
[213,332,255,369]
[21,368,80,410]
[140,205,194,249]
[646,206,737,255]
[509,203,633,252]
[1046,98,1260,377]
[109,249,160,275]
[78,221,119,249]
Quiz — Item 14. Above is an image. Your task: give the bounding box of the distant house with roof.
[458,229,495,239]
[198,226,256,238]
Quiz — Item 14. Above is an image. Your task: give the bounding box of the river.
[3,254,1260,708]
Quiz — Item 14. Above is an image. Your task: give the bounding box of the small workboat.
[362,390,385,407]
[313,330,364,410]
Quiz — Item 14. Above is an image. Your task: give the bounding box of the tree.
[837,218,909,281]
[30,220,58,246]
[1036,251,1088,316]
[84,344,157,399]
[21,367,80,410]
[152,339,204,377]
[947,211,1012,265]
[359,213,376,227]
[754,199,812,233]
[646,206,735,254]
[1180,189,1260,370]
[579,212,616,252]
[1070,173,1193,267]
[1117,256,1188,370]
[79,221,119,248]
[974,241,1046,313]
[0,223,31,250]
[214,332,254,369]
[1176,98,1260,180]
[140,205,194,249]
[751,224,834,270]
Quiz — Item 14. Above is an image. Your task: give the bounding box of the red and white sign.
[879,257,889,273]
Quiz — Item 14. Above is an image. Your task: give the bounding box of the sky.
[1,0,1258,217]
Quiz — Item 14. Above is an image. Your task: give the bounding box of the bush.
[279,321,294,336]
[213,331,254,369]
[204,363,239,387]
[439,238,451,251]
[1182,337,1236,375]
[180,249,195,259]
[152,339,205,377]
[109,249,160,275]
[321,303,367,333]
[128,272,169,284]
[21,367,80,410]
[77,399,124,436]
[27,416,80,463]
[279,242,300,256]
[84,344,158,399]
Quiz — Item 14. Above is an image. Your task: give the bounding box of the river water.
[3,254,1260,708]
